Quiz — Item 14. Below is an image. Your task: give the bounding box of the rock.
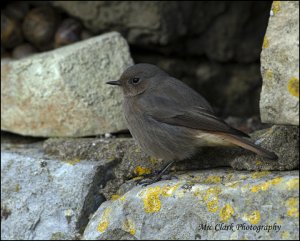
[12,43,37,59]
[54,2,271,63]
[53,1,188,46]
[43,124,299,200]
[43,137,164,200]
[0,134,117,240]
[1,32,133,137]
[230,125,299,171]
[42,136,232,200]
[260,1,299,125]
[43,137,130,163]
[83,169,299,240]
[2,130,298,239]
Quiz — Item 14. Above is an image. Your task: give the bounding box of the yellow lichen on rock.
[287,77,299,98]
[226,181,239,189]
[142,186,162,213]
[251,171,271,179]
[111,194,120,201]
[139,183,182,213]
[15,183,20,192]
[272,1,281,15]
[281,231,290,239]
[263,69,273,80]
[132,176,143,181]
[97,207,112,233]
[219,204,234,222]
[255,160,263,166]
[65,158,81,165]
[204,187,221,213]
[110,194,126,201]
[204,176,222,184]
[193,186,202,198]
[286,178,299,190]
[207,199,219,213]
[161,184,180,197]
[134,166,151,176]
[271,177,283,185]
[245,210,261,225]
[286,197,299,218]
[251,177,283,192]
[122,218,136,236]
[262,36,269,49]
[224,173,234,182]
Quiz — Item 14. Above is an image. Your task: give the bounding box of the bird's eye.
[132,77,140,84]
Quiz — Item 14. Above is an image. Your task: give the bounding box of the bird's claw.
[137,173,178,186]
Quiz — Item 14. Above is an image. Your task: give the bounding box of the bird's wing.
[144,96,249,138]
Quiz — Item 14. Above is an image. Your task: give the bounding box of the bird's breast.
[122,98,198,161]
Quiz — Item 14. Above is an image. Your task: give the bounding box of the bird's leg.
[138,160,177,186]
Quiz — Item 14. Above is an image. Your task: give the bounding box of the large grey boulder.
[83,169,299,240]
[0,138,117,240]
[260,1,299,125]
[1,32,133,137]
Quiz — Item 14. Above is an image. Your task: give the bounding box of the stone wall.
[53,1,273,118]
[1,1,299,240]
[260,1,299,125]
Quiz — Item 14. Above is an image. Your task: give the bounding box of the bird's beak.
[106,80,121,86]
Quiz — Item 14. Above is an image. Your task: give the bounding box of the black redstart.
[107,63,278,182]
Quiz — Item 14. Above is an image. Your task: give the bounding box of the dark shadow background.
[128,1,272,118]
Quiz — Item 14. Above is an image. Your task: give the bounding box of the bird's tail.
[221,134,278,160]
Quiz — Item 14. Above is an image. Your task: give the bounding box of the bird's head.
[106,63,168,97]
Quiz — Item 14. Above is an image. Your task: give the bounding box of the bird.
[106,63,278,183]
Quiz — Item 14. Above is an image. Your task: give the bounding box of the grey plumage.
[107,63,278,162]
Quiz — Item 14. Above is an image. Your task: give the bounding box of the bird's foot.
[138,173,178,186]
[137,160,177,186]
